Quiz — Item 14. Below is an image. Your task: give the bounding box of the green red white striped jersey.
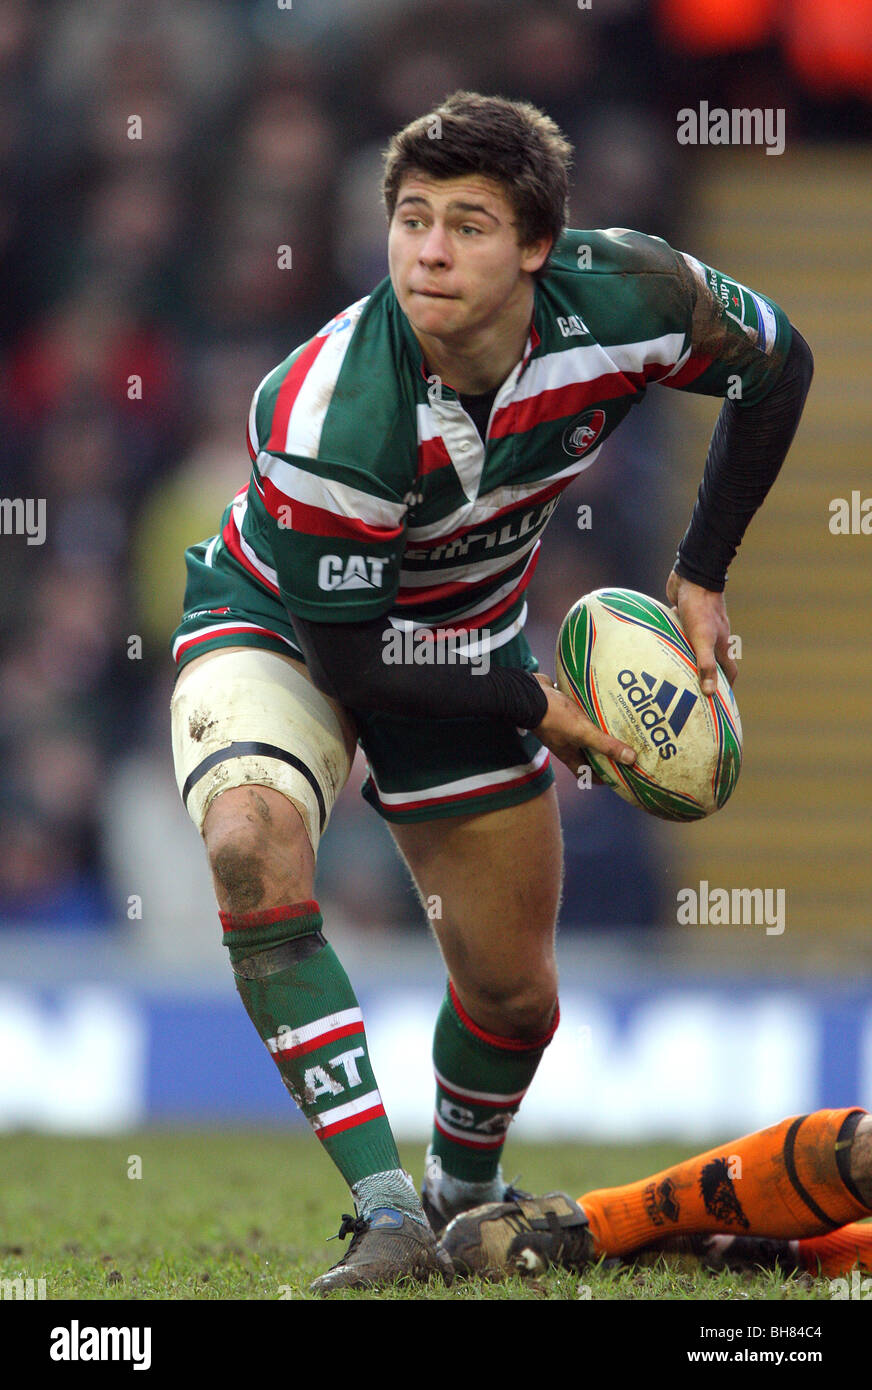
[180,228,791,662]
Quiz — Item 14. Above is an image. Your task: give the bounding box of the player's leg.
[576,1108,872,1254]
[441,1110,872,1277]
[171,645,452,1291]
[353,652,559,1231]
[654,1112,872,1280]
[389,783,563,1228]
[392,783,562,1035]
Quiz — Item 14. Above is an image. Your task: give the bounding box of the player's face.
[388,173,550,344]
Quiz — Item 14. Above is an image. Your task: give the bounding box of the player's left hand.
[665,569,738,694]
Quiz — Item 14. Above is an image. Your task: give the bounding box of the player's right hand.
[531,673,637,780]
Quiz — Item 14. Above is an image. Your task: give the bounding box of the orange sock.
[797,1223,872,1278]
[577,1108,870,1258]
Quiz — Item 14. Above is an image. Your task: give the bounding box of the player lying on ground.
[170,92,813,1292]
[440,1108,872,1281]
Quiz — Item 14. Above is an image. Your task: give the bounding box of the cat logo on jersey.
[317,554,388,591]
[562,408,605,459]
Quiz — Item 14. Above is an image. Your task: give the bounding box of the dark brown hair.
[382,91,572,270]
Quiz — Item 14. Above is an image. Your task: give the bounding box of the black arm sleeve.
[674,326,814,591]
[289,611,550,728]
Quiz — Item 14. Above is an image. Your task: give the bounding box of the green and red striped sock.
[222,901,414,1208]
[429,981,559,1185]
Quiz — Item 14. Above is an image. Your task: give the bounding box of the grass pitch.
[0,1130,838,1301]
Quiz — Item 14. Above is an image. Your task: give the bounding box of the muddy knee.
[204,786,314,913]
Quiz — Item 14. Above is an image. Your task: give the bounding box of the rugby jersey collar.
[393,291,543,399]
[415,319,542,394]
[395,293,542,503]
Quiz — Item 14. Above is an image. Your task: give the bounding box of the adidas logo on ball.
[555,587,743,821]
[617,669,698,760]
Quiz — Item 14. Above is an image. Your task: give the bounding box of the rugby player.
[170,92,813,1292]
[440,1108,872,1283]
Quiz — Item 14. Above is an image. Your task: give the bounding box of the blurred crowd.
[2,0,869,943]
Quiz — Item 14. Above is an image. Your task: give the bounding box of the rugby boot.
[309,1207,455,1294]
[441,1191,595,1277]
[421,1177,530,1237]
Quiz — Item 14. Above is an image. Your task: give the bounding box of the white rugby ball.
[555,588,742,821]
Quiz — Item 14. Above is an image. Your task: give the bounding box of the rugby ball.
[555,588,742,822]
